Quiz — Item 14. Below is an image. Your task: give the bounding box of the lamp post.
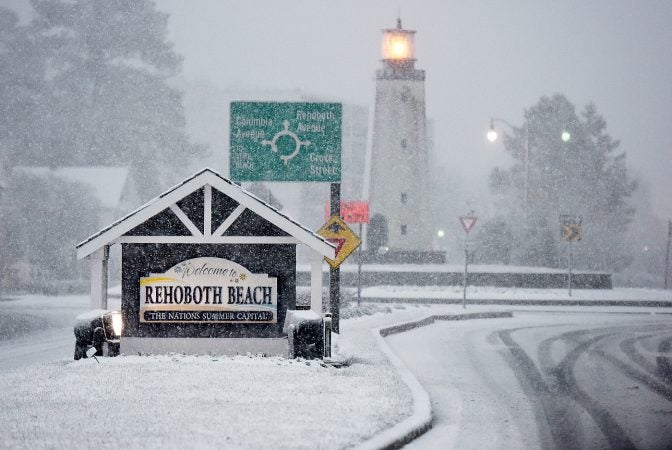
[488,118,530,214]
[487,119,573,215]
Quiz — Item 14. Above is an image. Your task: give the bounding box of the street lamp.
[487,119,573,215]
[488,118,530,214]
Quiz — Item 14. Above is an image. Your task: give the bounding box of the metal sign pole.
[357,222,363,306]
[568,241,573,297]
[665,220,671,290]
[463,240,468,309]
[329,183,341,333]
[458,213,477,310]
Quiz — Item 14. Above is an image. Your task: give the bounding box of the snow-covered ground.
[1,290,671,449]
[0,294,429,449]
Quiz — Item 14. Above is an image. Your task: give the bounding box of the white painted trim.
[204,184,212,237]
[212,204,246,237]
[169,204,203,237]
[113,235,301,245]
[121,337,288,357]
[77,176,208,259]
[89,246,109,309]
[310,250,323,316]
[77,169,335,260]
[200,172,335,259]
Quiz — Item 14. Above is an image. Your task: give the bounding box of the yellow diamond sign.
[560,215,583,242]
[317,215,362,269]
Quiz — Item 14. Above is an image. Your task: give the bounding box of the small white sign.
[139,257,277,324]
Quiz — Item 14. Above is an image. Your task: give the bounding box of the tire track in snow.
[499,327,635,449]
[656,336,672,385]
[551,332,637,449]
[497,328,587,450]
[619,333,659,379]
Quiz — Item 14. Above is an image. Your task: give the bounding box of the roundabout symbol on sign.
[261,120,311,165]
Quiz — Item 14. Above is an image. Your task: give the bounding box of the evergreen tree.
[7,0,206,198]
[473,218,513,265]
[0,7,44,165]
[0,172,101,292]
[490,94,637,271]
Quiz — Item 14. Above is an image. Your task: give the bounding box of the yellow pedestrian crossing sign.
[317,215,361,269]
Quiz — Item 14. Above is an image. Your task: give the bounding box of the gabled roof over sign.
[76,168,335,260]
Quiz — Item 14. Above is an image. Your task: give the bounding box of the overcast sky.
[155,0,672,219]
[5,0,670,218]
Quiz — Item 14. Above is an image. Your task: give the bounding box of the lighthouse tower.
[367,19,440,262]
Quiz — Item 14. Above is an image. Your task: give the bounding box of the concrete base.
[121,337,288,357]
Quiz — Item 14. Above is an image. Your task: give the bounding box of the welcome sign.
[139,257,277,324]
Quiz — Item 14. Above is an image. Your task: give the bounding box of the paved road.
[387,311,672,449]
[0,295,88,370]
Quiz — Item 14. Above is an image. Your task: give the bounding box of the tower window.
[400,86,412,102]
[401,193,407,204]
[401,224,407,235]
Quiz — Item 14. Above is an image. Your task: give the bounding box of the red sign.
[459,215,478,234]
[324,200,370,224]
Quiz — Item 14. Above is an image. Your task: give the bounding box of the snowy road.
[387,311,672,449]
[0,327,74,370]
[0,295,89,370]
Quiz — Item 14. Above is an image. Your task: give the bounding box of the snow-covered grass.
[0,353,411,450]
[0,294,425,450]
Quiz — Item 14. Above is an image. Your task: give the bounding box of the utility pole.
[665,220,671,290]
[329,183,341,332]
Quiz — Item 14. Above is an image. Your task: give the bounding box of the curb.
[353,311,513,450]
[362,297,672,308]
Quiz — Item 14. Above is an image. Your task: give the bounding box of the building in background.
[365,19,443,263]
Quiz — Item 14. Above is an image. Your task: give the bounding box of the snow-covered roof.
[76,168,335,260]
[13,166,128,209]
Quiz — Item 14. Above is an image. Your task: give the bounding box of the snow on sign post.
[323,201,370,306]
[317,215,361,335]
[459,212,478,309]
[317,215,362,270]
[459,214,478,235]
[75,169,337,358]
[560,214,582,297]
[229,102,342,182]
[323,200,370,223]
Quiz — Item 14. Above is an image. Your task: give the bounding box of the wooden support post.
[89,245,109,309]
[310,250,323,315]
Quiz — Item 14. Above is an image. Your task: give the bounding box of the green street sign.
[230,102,342,182]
